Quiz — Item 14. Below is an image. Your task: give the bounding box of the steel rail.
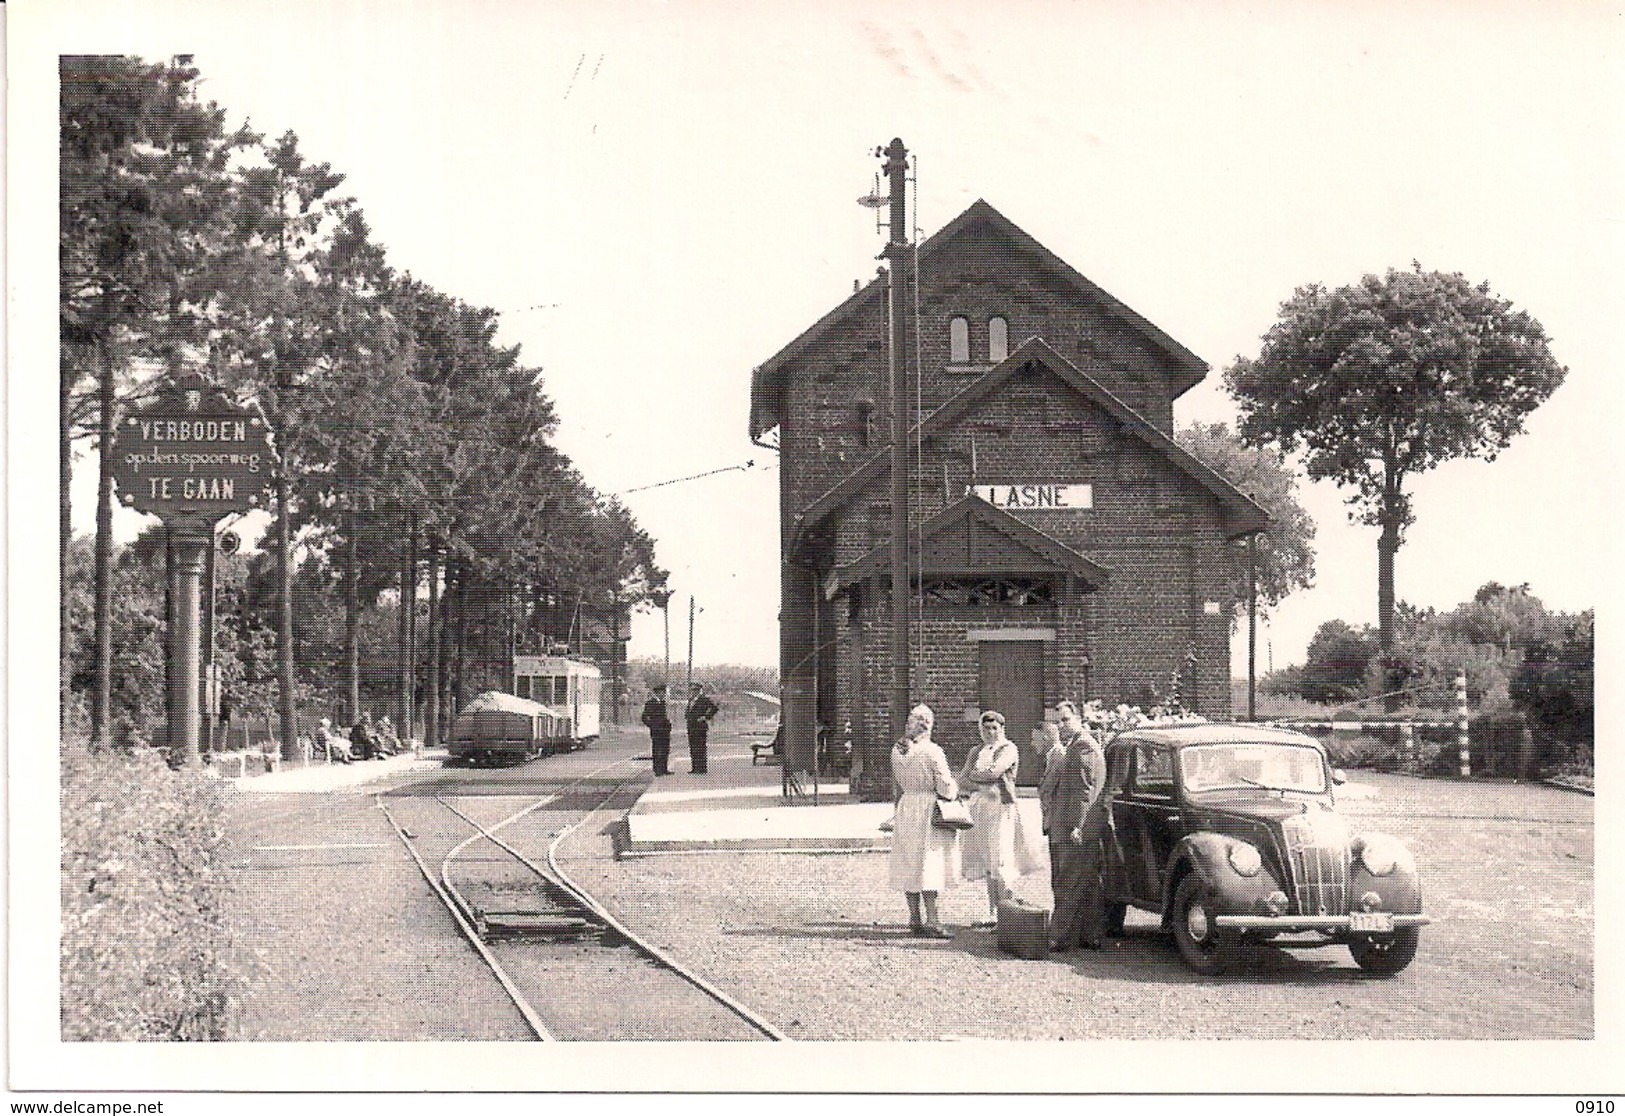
[433,769,788,1041]
[547,785,791,1042]
[377,795,556,1041]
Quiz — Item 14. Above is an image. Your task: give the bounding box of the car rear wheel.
[1171,875,1230,975]
[1349,927,1420,976]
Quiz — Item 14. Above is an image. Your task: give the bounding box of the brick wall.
[778,211,1240,798]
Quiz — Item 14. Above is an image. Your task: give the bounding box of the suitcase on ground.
[997,897,1051,960]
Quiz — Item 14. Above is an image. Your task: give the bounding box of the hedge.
[60,747,252,1040]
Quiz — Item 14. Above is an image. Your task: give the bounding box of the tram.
[511,654,601,750]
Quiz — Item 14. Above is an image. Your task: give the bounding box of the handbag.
[932,795,975,830]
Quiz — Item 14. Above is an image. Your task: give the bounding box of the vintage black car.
[1102,722,1429,976]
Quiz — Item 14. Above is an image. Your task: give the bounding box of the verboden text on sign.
[110,379,277,518]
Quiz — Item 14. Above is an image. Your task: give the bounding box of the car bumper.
[1214,913,1431,932]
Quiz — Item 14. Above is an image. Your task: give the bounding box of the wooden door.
[977,640,1046,786]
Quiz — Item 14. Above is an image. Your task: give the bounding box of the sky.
[9,0,1625,1095]
[21,0,1624,678]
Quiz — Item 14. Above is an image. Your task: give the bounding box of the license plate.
[1349,911,1394,933]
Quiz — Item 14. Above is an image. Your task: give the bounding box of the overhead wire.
[617,458,772,496]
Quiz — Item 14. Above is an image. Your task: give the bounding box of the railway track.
[377,756,787,1042]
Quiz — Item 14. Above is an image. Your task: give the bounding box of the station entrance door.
[977,639,1046,786]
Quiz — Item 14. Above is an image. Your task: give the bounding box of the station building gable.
[753,200,1267,795]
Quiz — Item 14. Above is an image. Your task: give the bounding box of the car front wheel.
[1171,875,1230,975]
[1349,927,1420,976]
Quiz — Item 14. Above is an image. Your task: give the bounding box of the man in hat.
[684,682,719,775]
[640,683,673,776]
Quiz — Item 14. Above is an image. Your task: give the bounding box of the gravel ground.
[225,791,533,1041]
[560,768,1594,1042]
[222,738,1592,1050]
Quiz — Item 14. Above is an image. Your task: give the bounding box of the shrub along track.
[377,757,786,1042]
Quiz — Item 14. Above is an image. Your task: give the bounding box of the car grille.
[1280,810,1351,917]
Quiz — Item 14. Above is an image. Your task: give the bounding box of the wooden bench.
[210,750,282,778]
[750,740,780,766]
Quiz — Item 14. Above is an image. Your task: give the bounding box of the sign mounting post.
[110,374,277,765]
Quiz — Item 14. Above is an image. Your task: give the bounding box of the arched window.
[949,316,970,363]
[988,316,1009,362]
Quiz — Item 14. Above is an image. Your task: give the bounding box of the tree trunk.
[276,454,298,758]
[450,560,466,715]
[92,339,116,749]
[344,520,360,721]
[398,515,415,745]
[426,544,441,748]
[61,353,75,718]
[1377,512,1401,712]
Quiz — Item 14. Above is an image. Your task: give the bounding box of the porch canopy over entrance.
[823,494,1111,600]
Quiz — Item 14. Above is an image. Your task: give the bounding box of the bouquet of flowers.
[1081,700,1205,743]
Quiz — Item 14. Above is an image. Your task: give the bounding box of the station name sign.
[968,483,1093,510]
[110,375,278,520]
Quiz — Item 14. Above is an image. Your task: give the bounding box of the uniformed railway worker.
[684,682,719,775]
[641,683,673,776]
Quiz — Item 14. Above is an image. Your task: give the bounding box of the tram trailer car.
[448,691,563,766]
[512,654,601,751]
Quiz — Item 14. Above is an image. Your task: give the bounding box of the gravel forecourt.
[223,724,1594,1089]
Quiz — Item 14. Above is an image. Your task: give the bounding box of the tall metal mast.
[880,138,911,739]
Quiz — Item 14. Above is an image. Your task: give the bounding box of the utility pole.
[1247,535,1258,721]
[881,137,911,742]
[685,595,696,696]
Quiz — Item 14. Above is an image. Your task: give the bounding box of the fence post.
[1400,722,1415,774]
[1456,671,1471,778]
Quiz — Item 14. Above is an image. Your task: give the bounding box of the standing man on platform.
[1047,699,1111,952]
[684,681,719,775]
[641,683,673,776]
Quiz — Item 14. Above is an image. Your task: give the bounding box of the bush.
[1320,731,1398,770]
[61,748,252,1040]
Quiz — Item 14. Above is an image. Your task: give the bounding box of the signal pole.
[881,137,911,741]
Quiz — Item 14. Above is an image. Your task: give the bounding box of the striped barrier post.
[1456,671,1471,778]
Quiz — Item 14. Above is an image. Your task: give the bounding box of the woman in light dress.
[888,704,961,938]
[958,710,1040,925]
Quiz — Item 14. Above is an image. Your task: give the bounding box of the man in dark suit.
[684,682,719,775]
[640,683,673,776]
[1047,699,1111,952]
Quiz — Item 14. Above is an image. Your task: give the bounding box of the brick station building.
[749,199,1268,795]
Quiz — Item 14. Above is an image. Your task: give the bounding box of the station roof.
[749,198,1209,441]
[795,337,1271,542]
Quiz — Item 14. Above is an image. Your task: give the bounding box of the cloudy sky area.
[23,0,1622,674]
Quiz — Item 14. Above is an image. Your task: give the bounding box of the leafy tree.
[60,55,246,746]
[1300,620,1377,704]
[1510,610,1593,752]
[1225,266,1567,684]
[203,128,351,754]
[1176,421,1316,624]
[1450,581,1556,654]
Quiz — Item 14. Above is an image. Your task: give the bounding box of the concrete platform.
[221,748,448,793]
[618,744,894,856]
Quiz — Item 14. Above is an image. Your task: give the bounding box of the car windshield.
[1179,742,1327,794]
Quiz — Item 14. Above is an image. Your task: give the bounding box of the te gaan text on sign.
[968,483,1093,510]
[110,374,278,521]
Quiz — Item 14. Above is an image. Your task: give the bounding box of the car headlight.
[1227,841,1262,877]
[1356,834,1402,877]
